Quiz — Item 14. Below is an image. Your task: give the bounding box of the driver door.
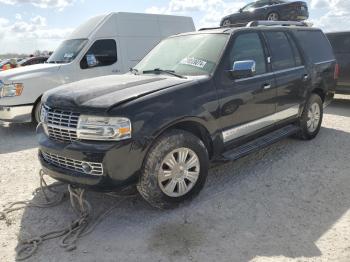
[218,32,277,145]
[77,38,121,81]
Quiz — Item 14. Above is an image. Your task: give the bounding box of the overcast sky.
[0,0,348,54]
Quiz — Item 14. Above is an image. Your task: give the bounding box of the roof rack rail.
[246,20,309,27]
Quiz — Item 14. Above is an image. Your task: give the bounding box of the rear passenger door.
[264,31,307,117]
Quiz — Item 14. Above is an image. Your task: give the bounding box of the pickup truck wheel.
[137,130,209,209]
[296,94,323,140]
[33,101,42,124]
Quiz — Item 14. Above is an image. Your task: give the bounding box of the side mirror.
[239,8,243,13]
[230,60,256,79]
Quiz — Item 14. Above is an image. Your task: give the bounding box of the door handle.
[112,69,120,73]
[263,83,271,90]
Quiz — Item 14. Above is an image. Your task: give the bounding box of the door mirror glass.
[230,60,256,79]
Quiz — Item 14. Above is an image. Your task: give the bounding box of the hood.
[0,63,61,83]
[43,74,204,111]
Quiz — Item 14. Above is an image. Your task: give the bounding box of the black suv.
[326,32,350,94]
[37,21,337,209]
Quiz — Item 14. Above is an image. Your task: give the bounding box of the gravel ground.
[1,95,350,262]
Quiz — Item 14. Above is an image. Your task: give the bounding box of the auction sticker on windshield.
[180,57,207,68]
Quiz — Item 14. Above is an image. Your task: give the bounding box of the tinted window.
[327,34,350,54]
[230,33,267,75]
[288,34,303,66]
[265,32,296,71]
[294,30,334,63]
[80,39,117,69]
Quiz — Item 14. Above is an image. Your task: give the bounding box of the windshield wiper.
[143,68,186,79]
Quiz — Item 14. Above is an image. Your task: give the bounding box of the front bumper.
[0,104,33,123]
[37,123,145,191]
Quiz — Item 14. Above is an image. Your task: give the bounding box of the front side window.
[264,32,296,71]
[134,34,229,76]
[47,39,87,64]
[229,32,267,75]
[80,39,118,69]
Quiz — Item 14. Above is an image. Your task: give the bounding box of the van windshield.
[47,39,88,64]
[134,34,229,76]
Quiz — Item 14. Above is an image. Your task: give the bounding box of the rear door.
[264,30,307,118]
[218,32,277,144]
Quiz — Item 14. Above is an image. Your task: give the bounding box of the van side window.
[80,39,117,69]
[264,32,296,71]
[327,34,350,54]
[230,33,267,75]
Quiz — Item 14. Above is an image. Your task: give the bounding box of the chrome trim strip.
[222,105,300,143]
[314,59,336,65]
[235,66,305,82]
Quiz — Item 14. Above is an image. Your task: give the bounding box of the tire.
[267,12,279,21]
[296,94,323,140]
[33,100,42,124]
[222,19,231,27]
[137,129,209,209]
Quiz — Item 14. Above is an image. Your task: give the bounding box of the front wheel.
[296,94,323,140]
[137,130,209,209]
[33,100,42,124]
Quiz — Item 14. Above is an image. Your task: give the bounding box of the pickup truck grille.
[43,104,79,142]
[41,151,104,176]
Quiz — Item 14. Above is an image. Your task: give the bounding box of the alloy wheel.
[307,102,321,133]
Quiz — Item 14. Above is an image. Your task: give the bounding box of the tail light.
[334,63,340,80]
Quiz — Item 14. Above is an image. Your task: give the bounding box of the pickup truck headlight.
[0,83,23,98]
[77,116,132,141]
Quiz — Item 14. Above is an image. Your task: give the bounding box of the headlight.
[0,83,23,98]
[77,115,132,141]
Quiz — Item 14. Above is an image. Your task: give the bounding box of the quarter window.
[265,32,296,71]
[80,39,117,69]
[230,33,267,75]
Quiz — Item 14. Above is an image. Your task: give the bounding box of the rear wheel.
[222,19,231,26]
[137,130,209,209]
[267,12,279,21]
[296,94,323,140]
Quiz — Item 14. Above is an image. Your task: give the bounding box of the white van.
[0,12,195,123]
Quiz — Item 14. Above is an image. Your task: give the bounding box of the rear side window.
[264,31,296,71]
[327,34,350,54]
[80,39,117,69]
[230,32,267,75]
[294,30,334,63]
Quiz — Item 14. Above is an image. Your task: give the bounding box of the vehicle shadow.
[325,98,350,118]
[0,122,37,154]
[13,126,350,262]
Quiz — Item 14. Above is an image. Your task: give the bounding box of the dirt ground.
[1,95,350,262]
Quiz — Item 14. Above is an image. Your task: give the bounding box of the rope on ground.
[0,170,67,224]
[0,169,138,261]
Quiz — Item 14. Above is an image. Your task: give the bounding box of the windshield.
[134,34,229,76]
[47,39,88,64]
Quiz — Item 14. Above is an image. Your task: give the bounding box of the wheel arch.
[149,118,215,160]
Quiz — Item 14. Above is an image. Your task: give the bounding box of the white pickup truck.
[0,12,195,123]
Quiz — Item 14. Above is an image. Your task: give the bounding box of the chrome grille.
[41,151,103,176]
[43,104,80,142]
